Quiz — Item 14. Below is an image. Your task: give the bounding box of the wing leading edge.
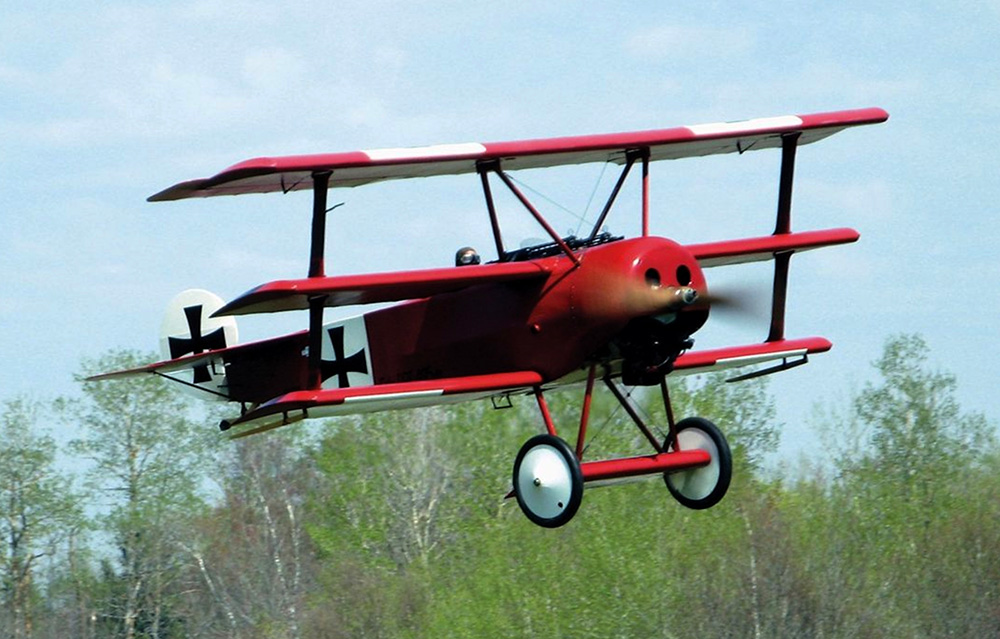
[150,107,888,201]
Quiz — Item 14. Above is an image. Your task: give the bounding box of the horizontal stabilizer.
[85,349,226,382]
[687,228,859,267]
[216,260,549,316]
[150,108,888,201]
[86,331,305,389]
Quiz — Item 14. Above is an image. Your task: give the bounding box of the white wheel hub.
[517,444,574,519]
[667,427,721,501]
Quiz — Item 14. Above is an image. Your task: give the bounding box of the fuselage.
[221,236,710,404]
[363,236,709,385]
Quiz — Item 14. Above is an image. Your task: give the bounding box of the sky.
[3,1,999,466]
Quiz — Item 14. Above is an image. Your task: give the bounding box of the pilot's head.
[455,246,481,266]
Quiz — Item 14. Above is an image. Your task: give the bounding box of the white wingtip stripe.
[343,389,445,404]
[715,348,808,367]
[686,115,803,137]
[363,142,487,162]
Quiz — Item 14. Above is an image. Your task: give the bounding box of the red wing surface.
[216,260,550,316]
[687,228,859,267]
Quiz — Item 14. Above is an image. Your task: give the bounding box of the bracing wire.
[581,385,668,458]
[576,161,610,236]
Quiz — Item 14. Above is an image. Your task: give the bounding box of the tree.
[182,431,316,639]
[855,333,993,486]
[63,350,214,639]
[796,334,1000,636]
[0,397,82,639]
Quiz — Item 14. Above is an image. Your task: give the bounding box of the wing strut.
[587,149,640,241]
[308,171,331,388]
[767,133,800,342]
[477,163,507,259]
[477,160,581,266]
[641,147,651,237]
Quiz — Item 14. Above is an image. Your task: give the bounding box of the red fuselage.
[364,236,709,385]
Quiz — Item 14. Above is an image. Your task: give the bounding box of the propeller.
[696,282,770,325]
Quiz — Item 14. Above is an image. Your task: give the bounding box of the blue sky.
[3,2,998,463]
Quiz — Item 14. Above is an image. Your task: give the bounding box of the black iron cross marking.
[321,325,368,388]
[168,305,227,383]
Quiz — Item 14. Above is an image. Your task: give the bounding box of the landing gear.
[511,375,733,528]
[663,417,732,510]
[512,434,583,528]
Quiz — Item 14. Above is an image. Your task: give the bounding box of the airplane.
[90,107,888,527]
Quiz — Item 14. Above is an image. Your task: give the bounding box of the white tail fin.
[159,289,238,400]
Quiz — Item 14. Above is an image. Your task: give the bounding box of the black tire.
[663,417,732,510]
[512,434,584,528]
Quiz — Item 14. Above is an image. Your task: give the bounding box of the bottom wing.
[672,336,832,377]
[225,370,544,438]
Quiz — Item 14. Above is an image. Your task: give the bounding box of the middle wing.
[216,260,550,316]
[687,228,859,268]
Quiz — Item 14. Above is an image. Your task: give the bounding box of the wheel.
[512,434,583,528]
[663,417,732,510]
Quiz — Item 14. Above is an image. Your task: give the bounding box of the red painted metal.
[580,449,710,483]
[359,236,706,385]
[575,365,597,459]
[535,389,558,437]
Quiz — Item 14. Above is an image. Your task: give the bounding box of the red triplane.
[93,108,888,527]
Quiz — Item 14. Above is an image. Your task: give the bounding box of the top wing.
[151,108,888,201]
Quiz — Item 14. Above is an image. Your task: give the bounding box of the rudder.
[159,289,238,400]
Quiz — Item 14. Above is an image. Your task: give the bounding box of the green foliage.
[667,373,779,470]
[854,334,993,482]
[60,349,216,639]
[0,396,83,638]
[10,338,1000,638]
